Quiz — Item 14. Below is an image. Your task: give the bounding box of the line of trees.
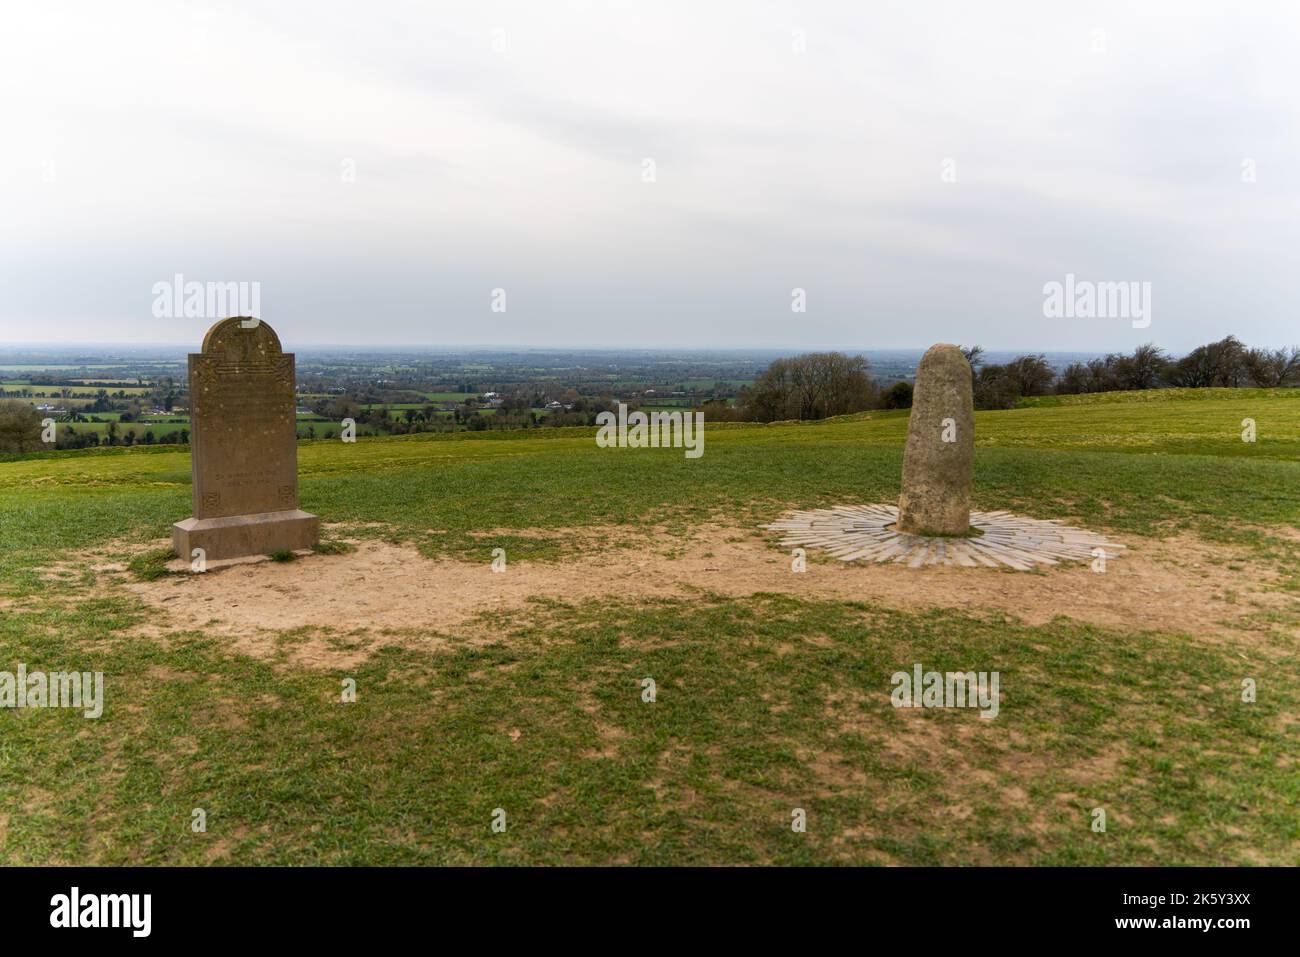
[731,337,1300,420]
[0,400,193,452]
[5,336,1297,451]
[968,337,1300,409]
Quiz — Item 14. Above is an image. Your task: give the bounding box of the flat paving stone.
[765,504,1123,571]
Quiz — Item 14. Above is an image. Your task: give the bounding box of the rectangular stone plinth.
[172,509,319,561]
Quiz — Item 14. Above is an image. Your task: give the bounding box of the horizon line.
[0,341,1244,355]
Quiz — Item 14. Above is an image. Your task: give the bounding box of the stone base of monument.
[172,509,320,562]
[766,504,1122,570]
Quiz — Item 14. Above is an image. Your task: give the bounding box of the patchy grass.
[126,548,175,582]
[0,593,1295,865]
[312,539,355,556]
[1,387,1297,864]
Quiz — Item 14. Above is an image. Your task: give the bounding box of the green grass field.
[421,391,478,402]
[3,382,153,397]
[28,416,390,442]
[0,388,1297,864]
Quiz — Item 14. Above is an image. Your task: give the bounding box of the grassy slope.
[0,388,1297,864]
[4,388,1298,568]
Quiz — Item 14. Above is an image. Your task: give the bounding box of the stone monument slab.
[172,317,319,561]
[896,343,974,536]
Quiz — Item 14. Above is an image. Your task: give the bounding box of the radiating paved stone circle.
[766,504,1124,570]
[897,343,973,536]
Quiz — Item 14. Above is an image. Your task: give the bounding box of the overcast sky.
[1,0,1296,352]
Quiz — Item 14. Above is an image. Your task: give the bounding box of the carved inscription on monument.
[189,319,299,519]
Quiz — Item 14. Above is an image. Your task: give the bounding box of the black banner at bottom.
[0,866,1280,943]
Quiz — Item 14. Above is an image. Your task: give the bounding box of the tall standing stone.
[172,317,319,561]
[896,343,973,536]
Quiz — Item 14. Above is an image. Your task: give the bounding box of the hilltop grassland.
[0,388,1297,865]
[3,387,1298,565]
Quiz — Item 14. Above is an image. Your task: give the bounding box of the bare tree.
[1056,362,1089,395]
[1243,346,1300,387]
[973,355,1054,409]
[741,352,877,421]
[0,400,44,453]
[1111,343,1169,390]
[1166,336,1247,387]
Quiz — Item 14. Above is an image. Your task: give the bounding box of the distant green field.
[0,365,98,373]
[73,418,392,440]
[641,399,709,411]
[4,386,152,400]
[56,422,187,441]
[421,391,478,402]
[77,412,136,422]
[55,412,182,423]
[679,377,752,390]
[47,386,151,396]
[1,387,1297,865]
[364,404,502,417]
[77,421,185,431]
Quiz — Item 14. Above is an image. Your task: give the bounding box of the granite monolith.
[896,343,973,536]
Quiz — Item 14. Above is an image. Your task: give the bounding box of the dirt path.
[105,521,1295,667]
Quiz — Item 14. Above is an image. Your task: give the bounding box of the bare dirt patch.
[101,520,1296,667]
